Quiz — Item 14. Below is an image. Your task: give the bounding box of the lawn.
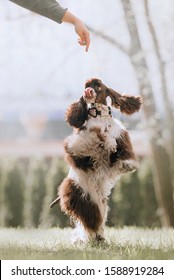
[0,227,174,260]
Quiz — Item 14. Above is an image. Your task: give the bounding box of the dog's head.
[84,78,143,115]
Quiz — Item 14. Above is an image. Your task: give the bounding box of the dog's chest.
[86,116,125,138]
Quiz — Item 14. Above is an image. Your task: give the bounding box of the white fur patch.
[64,112,138,241]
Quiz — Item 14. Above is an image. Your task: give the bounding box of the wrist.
[62,11,80,25]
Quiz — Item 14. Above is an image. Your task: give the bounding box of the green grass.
[0,227,174,260]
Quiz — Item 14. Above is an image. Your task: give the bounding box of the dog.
[50,78,143,242]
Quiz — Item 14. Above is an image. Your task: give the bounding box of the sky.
[1,0,174,115]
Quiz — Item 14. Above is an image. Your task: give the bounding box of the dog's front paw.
[106,137,117,153]
[110,145,117,153]
[119,159,139,173]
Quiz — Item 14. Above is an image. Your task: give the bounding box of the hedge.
[0,157,160,228]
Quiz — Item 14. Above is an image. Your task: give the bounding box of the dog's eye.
[95,86,101,91]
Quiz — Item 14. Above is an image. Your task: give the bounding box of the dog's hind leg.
[95,197,109,242]
[58,177,103,241]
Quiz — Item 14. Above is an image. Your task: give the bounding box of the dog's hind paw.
[96,233,105,242]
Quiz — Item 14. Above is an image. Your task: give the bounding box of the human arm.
[9,0,67,23]
[62,11,90,52]
[9,0,90,51]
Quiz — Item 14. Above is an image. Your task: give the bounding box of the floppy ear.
[65,97,88,128]
[108,88,143,115]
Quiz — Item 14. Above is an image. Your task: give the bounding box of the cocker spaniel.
[50,78,143,242]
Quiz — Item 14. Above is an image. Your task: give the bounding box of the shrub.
[0,157,160,228]
[108,159,160,227]
[0,159,25,227]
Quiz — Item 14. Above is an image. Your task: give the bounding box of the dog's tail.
[49,196,60,208]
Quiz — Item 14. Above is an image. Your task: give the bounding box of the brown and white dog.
[51,78,142,242]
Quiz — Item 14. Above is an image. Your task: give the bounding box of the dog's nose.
[84,87,94,98]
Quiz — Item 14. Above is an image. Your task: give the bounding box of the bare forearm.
[9,0,67,23]
[9,0,90,51]
[62,10,80,25]
[62,11,90,51]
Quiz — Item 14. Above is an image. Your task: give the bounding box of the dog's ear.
[107,88,143,115]
[65,97,88,128]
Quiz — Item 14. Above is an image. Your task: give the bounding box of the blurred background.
[0,0,174,229]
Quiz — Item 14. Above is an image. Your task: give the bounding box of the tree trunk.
[121,0,174,226]
[144,0,174,185]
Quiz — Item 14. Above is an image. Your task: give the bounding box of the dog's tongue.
[84,87,93,98]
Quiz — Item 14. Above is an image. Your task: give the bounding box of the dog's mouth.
[83,87,96,103]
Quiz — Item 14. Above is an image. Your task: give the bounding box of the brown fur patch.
[65,97,88,128]
[117,95,143,115]
[64,142,95,171]
[107,88,143,115]
[110,130,136,165]
[67,155,95,171]
[59,178,102,231]
[89,127,105,142]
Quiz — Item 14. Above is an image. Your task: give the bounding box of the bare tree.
[88,0,174,226]
[144,0,174,184]
[120,0,174,227]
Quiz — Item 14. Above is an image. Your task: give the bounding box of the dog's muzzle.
[83,87,96,103]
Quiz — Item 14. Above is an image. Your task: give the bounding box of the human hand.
[74,19,90,52]
[62,11,90,52]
